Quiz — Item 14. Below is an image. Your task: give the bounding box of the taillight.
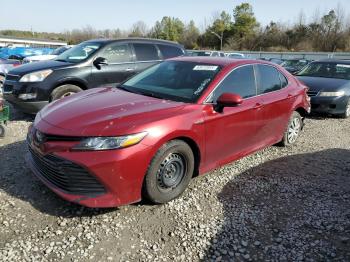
[13,63,21,67]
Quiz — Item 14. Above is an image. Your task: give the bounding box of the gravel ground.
[0,105,349,261]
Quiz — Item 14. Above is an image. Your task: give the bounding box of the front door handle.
[125,68,134,72]
[253,102,263,109]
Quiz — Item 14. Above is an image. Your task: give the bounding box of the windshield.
[121,61,221,103]
[52,46,70,56]
[297,62,350,80]
[282,60,308,68]
[55,42,101,63]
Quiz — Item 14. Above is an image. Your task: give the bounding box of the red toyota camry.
[26,57,310,208]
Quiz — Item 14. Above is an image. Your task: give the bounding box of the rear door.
[255,64,295,145]
[203,65,262,168]
[132,43,162,74]
[91,43,135,87]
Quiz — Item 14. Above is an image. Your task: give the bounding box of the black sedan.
[297,60,350,118]
[281,59,310,74]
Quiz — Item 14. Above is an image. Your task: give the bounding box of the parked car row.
[2,38,350,208]
[22,46,74,64]
[3,38,185,113]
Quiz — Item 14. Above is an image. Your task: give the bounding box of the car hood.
[297,76,349,92]
[37,87,186,137]
[8,59,73,76]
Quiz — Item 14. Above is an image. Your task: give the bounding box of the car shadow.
[0,140,117,218]
[203,149,350,261]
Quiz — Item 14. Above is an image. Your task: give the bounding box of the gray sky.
[0,0,349,32]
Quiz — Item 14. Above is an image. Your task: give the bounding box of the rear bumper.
[4,93,48,114]
[310,95,348,115]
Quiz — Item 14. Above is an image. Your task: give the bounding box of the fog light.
[18,93,37,100]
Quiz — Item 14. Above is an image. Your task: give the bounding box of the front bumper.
[3,79,50,114]
[4,93,48,114]
[26,137,154,208]
[310,95,349,115]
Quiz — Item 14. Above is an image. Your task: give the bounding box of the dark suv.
[3,38,185,114]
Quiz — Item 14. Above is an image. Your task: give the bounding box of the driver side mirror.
[93,57,108,69]
[214,93,243,113]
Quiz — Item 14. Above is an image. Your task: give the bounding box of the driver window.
[210,65,257,102]
[100,44,132,63]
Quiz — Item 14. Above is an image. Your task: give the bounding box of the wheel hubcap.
[287,118,301,143]
[157,153,186,190]
[61,92,75,98]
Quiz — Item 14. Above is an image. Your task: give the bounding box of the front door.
[91,43,136,87]
[203,64,262,169]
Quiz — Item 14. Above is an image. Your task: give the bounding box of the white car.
[22,46,73,64]
[226,52,245,59]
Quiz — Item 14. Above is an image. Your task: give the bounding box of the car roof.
[84,38,182,46]
[313,59,350,64]
[169,56,265,67]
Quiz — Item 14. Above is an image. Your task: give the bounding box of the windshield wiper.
[136,90,165,99]
[118,85,165,99]
[55,59,67,62]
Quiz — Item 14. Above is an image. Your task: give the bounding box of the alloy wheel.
[287,117,301,144]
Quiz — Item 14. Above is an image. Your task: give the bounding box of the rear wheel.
[143,140,194,204]
[51,84,82,101]
[340,99,350,119]
[281,111,302,147]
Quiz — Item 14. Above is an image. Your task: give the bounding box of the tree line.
[1,3,350,52]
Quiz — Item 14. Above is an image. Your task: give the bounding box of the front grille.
[307,91,319,97]
[5,74,20,81]
[28,146,106,196]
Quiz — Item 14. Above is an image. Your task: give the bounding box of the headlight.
[72,132,147,151]
[319,91,345,97]
[19,69,53,82]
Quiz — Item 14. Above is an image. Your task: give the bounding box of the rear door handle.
[125,68,134,72]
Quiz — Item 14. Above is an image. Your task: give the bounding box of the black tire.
[143,140,195,204]
[0,74,5,90]
[280,111,302,147]
[51,84,82,101]
[340,98,350,119]
[0,125,5,138]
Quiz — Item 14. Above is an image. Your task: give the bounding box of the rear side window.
[158,45,184,59]
[257,65,282,94]
[210,65,256,101]
[133,43,159,61]
[101,44,132,63]
[279,72,288,88]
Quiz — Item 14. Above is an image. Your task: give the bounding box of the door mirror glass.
[93,57,108,69]
[215,93,243,112]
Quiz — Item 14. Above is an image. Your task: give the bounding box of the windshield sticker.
[194,78,211,95]
[337,64,350,68]
[193,65,218,71]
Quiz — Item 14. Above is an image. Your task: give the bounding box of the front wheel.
[143,140,194,204]
[50,84,82,101]
[340,99,350,119]
[280,111,302,147]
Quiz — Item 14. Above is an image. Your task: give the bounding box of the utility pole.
[211,31,223,50]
